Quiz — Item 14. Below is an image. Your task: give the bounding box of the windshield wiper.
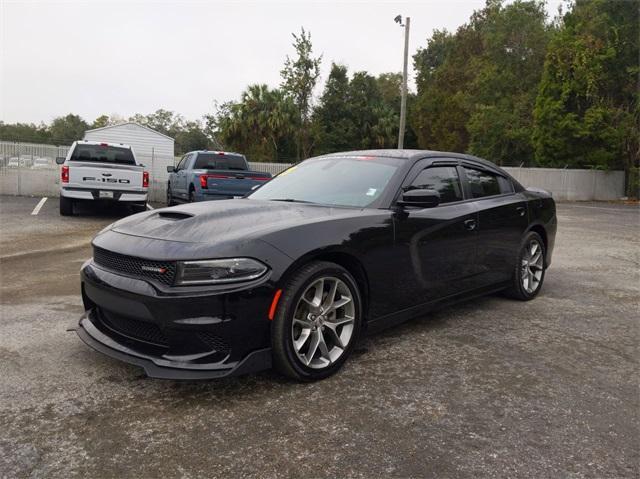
[270,198,316,204]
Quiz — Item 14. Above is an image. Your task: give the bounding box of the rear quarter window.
[70,144,136,165]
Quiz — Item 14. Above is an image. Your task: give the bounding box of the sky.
[0,0,563,125]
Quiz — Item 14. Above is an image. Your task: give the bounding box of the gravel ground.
[0,196,638,478]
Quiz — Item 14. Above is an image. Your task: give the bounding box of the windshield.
[70,144,136,165]
[193,153,247,170]
[248,156,402,208]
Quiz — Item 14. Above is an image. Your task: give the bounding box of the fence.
[0,141,626,202]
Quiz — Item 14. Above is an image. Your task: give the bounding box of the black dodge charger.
[76,150,557,381]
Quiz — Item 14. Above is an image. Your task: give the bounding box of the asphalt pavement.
[0,196,638,478]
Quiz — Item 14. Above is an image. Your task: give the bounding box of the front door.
[174,154,191,200]
[393,163,479,309]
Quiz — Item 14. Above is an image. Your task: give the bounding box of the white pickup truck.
[56,140,149,216]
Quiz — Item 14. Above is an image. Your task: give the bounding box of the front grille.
[197,332,231,356]
[93,247,176,286]
[100,309,168,346]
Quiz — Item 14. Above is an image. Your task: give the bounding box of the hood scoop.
[157,211,194,221]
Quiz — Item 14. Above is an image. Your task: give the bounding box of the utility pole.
[397,16,410,149]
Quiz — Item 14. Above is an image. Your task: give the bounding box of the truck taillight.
[255,177,270,181]
[143,171,149,188]
[61,165,69,183]
[200,175,208,189]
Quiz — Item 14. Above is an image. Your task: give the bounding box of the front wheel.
[272,261,362,381]
[167,186,176,206]
[504,231,546,301]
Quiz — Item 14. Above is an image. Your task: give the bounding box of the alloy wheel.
[291,277,356,369]
[521,239,544,294]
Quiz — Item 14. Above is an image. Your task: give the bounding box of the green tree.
[129,109,185,138]
[314,65,406,153]
[0,122,51,143]
[313,63,357,153]
[411,0,552,163]
[49,114,89,144]
[174,121,212,154]
[467,0,551,165]
[280,28,322,159]
[213,85,297,161]
[532,0,639,194]
[91,115,111,129]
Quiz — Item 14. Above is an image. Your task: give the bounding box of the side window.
[463,167,502,198]
[176,155,187,171]
[498,176,514,194]
[410,166,463,204]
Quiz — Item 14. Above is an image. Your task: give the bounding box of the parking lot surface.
[0,196,638,478]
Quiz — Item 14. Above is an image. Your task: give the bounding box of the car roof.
[317,149,506,172]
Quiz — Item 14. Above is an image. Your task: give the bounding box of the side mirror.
[166,165,175,173]
[398,188,440,208]
[55,157,66,165]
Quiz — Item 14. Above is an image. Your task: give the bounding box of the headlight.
[176,258,268,285]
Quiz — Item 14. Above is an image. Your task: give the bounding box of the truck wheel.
[167,187,176,206]
[59,196,73,216]
[130,202,147,214]
[189,188,196,203]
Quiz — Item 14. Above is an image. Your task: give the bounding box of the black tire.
[130,202,147,214]
[167,186,176,206]
[59,196,73,216]
[272,261,363,381]
[189,187,196,203]
[504,231,546,301]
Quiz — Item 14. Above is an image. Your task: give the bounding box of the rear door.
[460,164,529,285]
[67,143,143,192]
[393,161,479,306]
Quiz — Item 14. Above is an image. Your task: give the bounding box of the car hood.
[109,199,358,245]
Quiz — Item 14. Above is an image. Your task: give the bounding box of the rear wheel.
[59,196,73,216]
[130,202,147,214]
[272,261,362,381]
[189,187,196,203]
[504,231,546,300]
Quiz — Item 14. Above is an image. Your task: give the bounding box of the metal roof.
[84,122,175,142]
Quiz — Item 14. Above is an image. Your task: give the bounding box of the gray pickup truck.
[166,151,272,204]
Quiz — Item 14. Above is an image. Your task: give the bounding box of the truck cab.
[57,140,149,216]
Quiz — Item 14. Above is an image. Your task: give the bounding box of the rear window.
[193,153,247,171]
[70,144,136,165]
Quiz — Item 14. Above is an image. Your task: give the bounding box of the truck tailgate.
[68,162,144,190]
[202,171,271,196]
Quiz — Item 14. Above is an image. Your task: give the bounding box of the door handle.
[516,206,526,217]
[464,218,477,231]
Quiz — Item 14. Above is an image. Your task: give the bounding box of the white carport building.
[84,122,174,202]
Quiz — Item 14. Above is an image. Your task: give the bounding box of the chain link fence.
[0,141,295,201]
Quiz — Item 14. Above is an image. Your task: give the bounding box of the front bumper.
[76,261,274,379]
[76,311,271,379]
